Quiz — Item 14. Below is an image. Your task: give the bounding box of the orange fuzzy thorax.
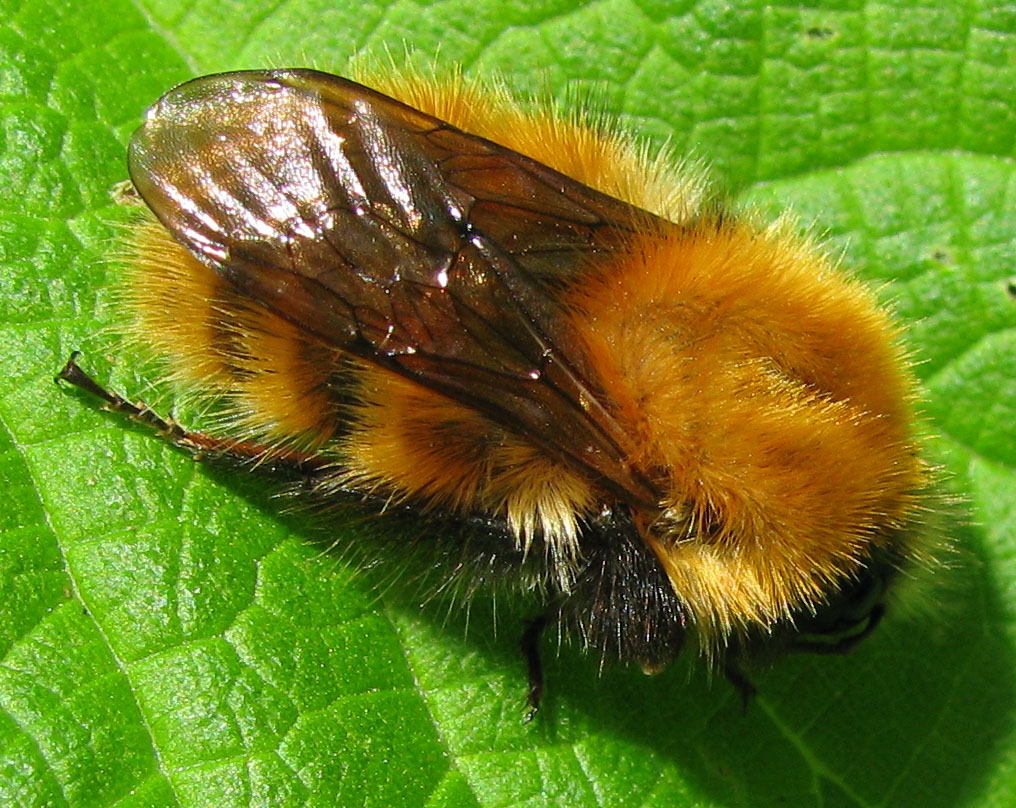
[566,223,925,637]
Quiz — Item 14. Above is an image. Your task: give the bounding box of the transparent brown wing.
[128,68,664,507]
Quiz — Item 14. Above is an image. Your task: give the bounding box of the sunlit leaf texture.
[3,1,1015,806]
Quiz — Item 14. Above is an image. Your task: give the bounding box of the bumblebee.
[61,68,932,715]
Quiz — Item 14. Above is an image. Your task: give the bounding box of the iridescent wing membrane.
[128,69,663,506]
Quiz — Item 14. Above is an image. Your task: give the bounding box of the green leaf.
[3,1,1015,806]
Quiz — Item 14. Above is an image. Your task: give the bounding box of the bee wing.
[128,69,662,507]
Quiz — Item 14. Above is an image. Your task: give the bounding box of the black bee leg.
[791,604,887,656]
[56,353,328,476]
[521,614,550,721]
[723,659,757,714]
[56,353,194,445]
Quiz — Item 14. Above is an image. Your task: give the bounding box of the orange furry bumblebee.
[61,67,932,715]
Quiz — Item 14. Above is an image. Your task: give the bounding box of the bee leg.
[791,603,886,656]
[56,353,328,475]
[521,613,551,721]
[723,658,757,714]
